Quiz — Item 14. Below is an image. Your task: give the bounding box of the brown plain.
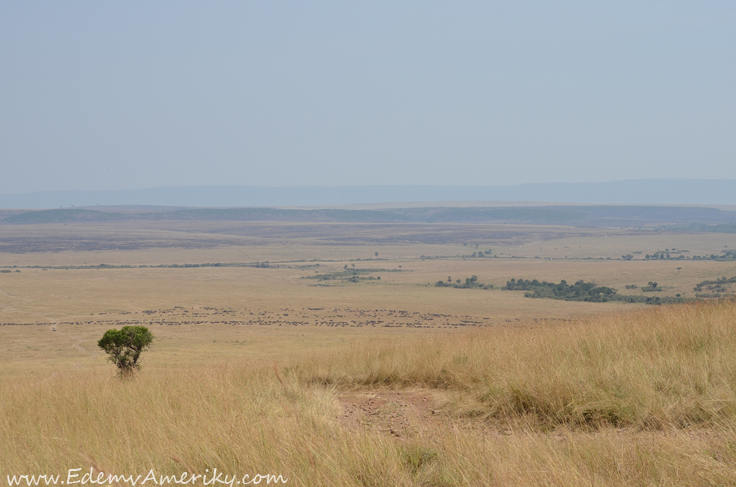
[2,220,736,486]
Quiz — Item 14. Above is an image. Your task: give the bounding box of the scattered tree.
[98,326,154,376]
[642,282,662,292]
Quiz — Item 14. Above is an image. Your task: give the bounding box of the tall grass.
[3,301,736,486]
[292,300,736,429]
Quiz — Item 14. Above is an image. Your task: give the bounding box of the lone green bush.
[98,326,154,375]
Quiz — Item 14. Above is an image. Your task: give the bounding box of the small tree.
[98,326,154,376]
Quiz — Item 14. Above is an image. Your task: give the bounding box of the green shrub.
[98,326,154,376]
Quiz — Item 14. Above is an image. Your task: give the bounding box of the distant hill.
[3,205,736,229]
[3,208,126,224]
[2,179,736,209]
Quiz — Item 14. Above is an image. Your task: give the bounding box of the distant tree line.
[645,252,684,260]
[691,250,736,261]
[502,278,682,305]
[644,249,735,261]
[465,249,495,258]
[693,276,736,298]
[503,278,618,302]
[13,262,273,270]
[304,267,397,282]
[435,275,492,289]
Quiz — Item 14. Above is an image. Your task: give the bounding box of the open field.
[3,216,736,485]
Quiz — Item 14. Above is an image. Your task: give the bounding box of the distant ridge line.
[2,179,736,208]
[2,205,736,228]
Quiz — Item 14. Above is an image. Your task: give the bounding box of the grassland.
[2,216,736,485]
[3,301,736,486]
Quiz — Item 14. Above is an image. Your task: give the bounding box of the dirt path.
[57,330,94,356]
[44,316,95,357]
[336,390,443,438]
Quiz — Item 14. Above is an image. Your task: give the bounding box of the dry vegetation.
[295,301,736,429]
[3,220,736,486]
[3,301,736,486]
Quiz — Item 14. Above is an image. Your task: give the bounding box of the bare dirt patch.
[336,390,443,438]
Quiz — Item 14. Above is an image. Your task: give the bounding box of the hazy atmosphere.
[5,4,736,486]
[2,1,736,194]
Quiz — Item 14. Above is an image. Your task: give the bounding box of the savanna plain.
[3,214,736,486]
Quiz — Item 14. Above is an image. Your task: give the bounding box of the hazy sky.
[1,2,735,193]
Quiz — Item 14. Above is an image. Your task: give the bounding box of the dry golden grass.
[3,301,736,486]
[293,300,736,429]
[3,221,736,485]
